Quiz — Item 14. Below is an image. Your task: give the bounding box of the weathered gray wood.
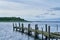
[42,27,43,40]
[45,24,48,40]
[48,26,50,40]
[22,23,24,33]
[15,23,17,27]
[56,25,58,40]
[35,24,39,38]
[18,23,21,32]
[13,23,14,31]
[55,37,58,40]
[28,24,32,35]
[15,23,18,31]
[19,22,20,27]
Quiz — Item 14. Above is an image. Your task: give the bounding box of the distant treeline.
[0,17,27,22]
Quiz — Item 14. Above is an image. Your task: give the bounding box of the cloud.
[0,0,48,17]
[0,0,60,21]
[51,7,60,11]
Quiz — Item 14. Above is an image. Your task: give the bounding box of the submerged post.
[35,24,39,38]
[28,24,32,35]
[22,23,24,33]
[45,24,48,40]
[48,26,50,40]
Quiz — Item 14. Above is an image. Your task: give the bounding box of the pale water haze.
[0,0,60,21]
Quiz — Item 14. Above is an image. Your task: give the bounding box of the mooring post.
[35,24,39,38]
[45,24,48,40]
[28,24,32,35]
[13,23,14,31]
[42,27,43,40]
[48,26,50,40]
[22,23,24,33]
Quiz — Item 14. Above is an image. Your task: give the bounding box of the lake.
[0,22,60,40]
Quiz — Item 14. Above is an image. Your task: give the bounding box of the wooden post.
[48,26,50,40]
[22,23,24,33]
[13,23,14,31]
[15,23,18,31]
[56,38,58,40]
[19,22,20,27]
[56,25,58,40]
[28,24,32,35]
[35,24,39,38]
[19,22,21,32]
[42,27,43,40]
[15,23,17,27]
[52,38,53,40]
[45,24,47,40]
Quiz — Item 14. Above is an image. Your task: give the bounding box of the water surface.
[0,22,60,40]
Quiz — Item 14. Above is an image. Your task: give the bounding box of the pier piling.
[19,22,20,27]
[22,23,24,33]
[45,24,48,40]
[28,24,32,35]
[48,26,50,40]
[15,23,18,31]
[42,27,43,40]
[35,24,39,38]
[13,23,15,31]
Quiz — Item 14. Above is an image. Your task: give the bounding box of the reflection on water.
[0,22,60,40]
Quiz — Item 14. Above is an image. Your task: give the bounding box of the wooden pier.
[13,23,60,40]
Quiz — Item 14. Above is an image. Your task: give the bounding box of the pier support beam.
[15,23,18,31]
[35,24,39,38]
[19,22,20,27]
[45,24,48,40]
[28,24,32,35]
[48,26,50,40]
[13,23,15,31]
[22,23,24,33]
[19,22,21,32]
[42,27,43,40]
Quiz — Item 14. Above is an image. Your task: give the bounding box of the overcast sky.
[0,0,60,21]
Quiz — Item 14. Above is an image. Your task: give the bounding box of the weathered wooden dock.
[13,23,60,40]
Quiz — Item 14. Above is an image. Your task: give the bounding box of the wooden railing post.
[48,26,50,40]
[28,24,32,35]
[35,24,39,38]
[22,23,24,33]
[45,24,47,40]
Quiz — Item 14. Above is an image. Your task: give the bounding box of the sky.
[0,0,60,21]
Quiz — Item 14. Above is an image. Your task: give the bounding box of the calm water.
[0,22,60,40]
